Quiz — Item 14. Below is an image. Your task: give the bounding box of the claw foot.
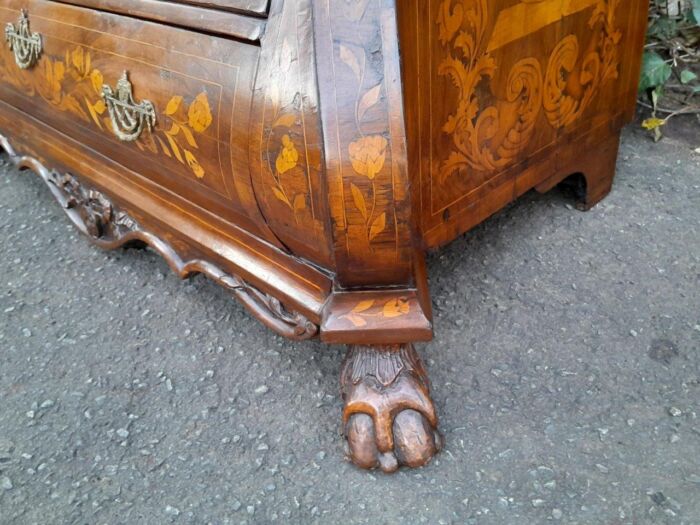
[340,344,442,473]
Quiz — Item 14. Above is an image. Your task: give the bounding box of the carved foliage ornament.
[5,10,42,69]
[0,135,318,341]
[437,0,621,181]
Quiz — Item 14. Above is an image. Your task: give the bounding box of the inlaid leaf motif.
[85,97,103,129]
[90,69,103,94]
[293,194,306,212]
[369,212,386,241]
[165,95,183,116]
[339,44,362,82]
[346,315,367,327]
[352,300,375,314]
[156,136,172,158]
[280,39,293,72]
[383,298,410,318]
[272,187,291,206]
[180,125,197,148]
[350,183,367,220]
[273,113,297,129]
[357,84,381,123]
[164,131,184,163]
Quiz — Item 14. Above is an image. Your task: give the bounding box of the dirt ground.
[1,122,699,524]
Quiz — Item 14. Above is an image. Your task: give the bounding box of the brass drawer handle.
[101,71,157,142]
[5,10,42,70]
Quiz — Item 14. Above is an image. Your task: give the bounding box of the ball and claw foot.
[340,343,442,473]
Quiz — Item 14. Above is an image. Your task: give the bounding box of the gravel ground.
[1,124,699,525]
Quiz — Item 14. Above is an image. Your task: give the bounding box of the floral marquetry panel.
[0,0,283,247]
[312,0,420,289]
[397,0,648,248]
[249,0,335,268]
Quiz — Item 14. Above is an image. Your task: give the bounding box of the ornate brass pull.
[5,10,42,69]
[101,71,157,142]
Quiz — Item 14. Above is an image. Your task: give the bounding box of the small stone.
[265,483,276,492]
[165,378,173,392]
[22,328,32,337]
[40,399,54,409]
[1,476,12,490]
[552,509,563,520]
[257,443,269,451]
[164,505,180,516]
[221,437,231,444]
[532,499,545,508]
[649,491,666,506]
[629,329,638,337]
[205,370,214,378]
[247,505,255,515]
[462,497,470,508]
[26,410,35,419]
[669,407,682,417]
[232,435,241,443]
[116,428,129,439]
[254,385,269,394]
[595,464,609,474]
[670,434,680,443]
[231,501,241,511]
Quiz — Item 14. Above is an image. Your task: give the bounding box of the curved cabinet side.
[249,0,335,270]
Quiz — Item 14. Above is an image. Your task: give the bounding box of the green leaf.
[690,7,700,25]
[680,69,697,84]
[638,51,673,92]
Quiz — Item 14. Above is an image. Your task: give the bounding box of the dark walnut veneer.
[0,0,647,472]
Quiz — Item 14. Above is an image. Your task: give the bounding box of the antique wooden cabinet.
[0,0,647,472]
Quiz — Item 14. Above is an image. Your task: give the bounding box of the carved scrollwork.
[5,10,42,70]
[0,134,318,341]
[48,172,138,240]
[102,71,157,142]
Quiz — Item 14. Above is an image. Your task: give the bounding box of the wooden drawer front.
[0,1,274,241]
[172,0,269,15]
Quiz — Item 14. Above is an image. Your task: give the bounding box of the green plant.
[639,0,700,140]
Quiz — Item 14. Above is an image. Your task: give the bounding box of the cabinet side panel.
[399,0,648,249]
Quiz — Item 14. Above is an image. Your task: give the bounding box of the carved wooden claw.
[340,344,442,473]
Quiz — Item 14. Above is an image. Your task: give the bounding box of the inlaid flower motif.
[383,298,410,318]
[187,92,212,133]
[348,135,388,180]
[67,46,90,78]
[275,134,299,174]
[39,59,65,103]
[90,69,104,95]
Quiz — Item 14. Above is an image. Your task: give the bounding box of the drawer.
[172,0,269,15]
[0,1,276,242]
[53,0,266,40]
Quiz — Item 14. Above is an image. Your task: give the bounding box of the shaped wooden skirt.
[0,0,647,472]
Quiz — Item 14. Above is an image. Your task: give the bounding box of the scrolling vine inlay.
[437,0,622,181]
